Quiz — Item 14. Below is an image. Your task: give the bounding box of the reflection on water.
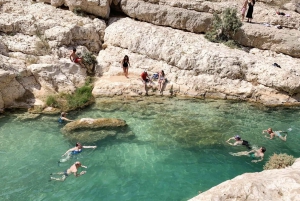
[0,97,299,201]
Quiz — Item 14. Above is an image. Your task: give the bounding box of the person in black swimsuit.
[121,55,130,78]
[246,0,255,23]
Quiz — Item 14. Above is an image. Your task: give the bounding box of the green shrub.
[82,52,98,66]
[263,153,296,170]
[46,95,59,107]
[66,84,93,109]
[205,8,242,44]
[44,78,94,111]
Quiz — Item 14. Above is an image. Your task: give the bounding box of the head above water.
[76,142,82,148]
[260,147,266,153]
[234,135,241,140]
[61,112,67,117]
[75,161,82,167]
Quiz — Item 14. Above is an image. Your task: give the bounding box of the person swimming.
[59,142,97,163]
[58,112,73,123]
[50,161,87,181]
[230,147,266,163]
[226,135,251,149]
[262,128,287,141]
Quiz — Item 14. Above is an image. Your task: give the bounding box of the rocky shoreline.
[1,0,300,200]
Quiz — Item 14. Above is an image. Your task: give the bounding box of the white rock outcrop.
[189,158,300,201]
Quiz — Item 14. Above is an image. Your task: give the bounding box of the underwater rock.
[63,118,127,132]
[61,118,132,143]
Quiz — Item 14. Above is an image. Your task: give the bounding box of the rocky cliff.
[189,158,300,201]
[0,0,300,109]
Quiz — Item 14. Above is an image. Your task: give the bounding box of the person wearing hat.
[58,112,73,123]
[226,135,251,149]
[50,161,87,181]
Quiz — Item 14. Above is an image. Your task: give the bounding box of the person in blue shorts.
[262,128,287,141]
[59,142,97,163]
[50,161,87,181]
[58,112,73,123]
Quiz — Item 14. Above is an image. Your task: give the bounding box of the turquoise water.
[0,97,299,201]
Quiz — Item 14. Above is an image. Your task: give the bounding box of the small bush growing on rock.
[45,77,94,111]
[263,153,296,170]
[205,8,242,47]
[46,95,59,108]
[83,52,98,73]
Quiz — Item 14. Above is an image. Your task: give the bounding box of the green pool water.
[0,97,299,201]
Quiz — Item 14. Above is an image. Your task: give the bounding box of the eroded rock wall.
[189,158,300,201]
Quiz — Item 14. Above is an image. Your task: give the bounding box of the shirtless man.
[262,128,287,141]
[50,161,87,181]
[226,135,251,149]
[70,48,85,68]
[230,147,266,163]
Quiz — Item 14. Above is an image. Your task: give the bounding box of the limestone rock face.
[61,117,132,143]
[120,0,212,33]
[95,17,300,106]
[27,59,87,93]
[38,0,111,18]
[189,158,300,201]
[234,23,300,58]
[0,70,26,111]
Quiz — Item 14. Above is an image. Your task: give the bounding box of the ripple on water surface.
[0,98,299,201]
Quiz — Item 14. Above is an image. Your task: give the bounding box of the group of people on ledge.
[226,127,287,163]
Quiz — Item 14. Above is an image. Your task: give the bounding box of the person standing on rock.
[50,161,87,181]
[246,0,255,23]
[121,55,130,78]
[241,0,248,21]
[141,70,152,95]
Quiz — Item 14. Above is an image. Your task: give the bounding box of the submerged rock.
[61,118,134,143]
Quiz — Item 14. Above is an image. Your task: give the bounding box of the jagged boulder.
[189,158,300,201]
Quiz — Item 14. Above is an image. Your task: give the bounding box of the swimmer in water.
[262,128,287,141]
[226,135,251,149]
[59,142,97,163]
[58,112,73,123]
[230,147,266,163]
[50,161,87,181]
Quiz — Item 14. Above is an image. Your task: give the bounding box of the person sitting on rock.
[230,147,266,163]
[50,161,87,182]
[59,142,97,163]
[158,70,166,93]
[226,135,251,149]
[70,48,84,67]
[58,112,73,123]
